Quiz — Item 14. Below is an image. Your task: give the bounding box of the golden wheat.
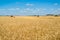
[0,16,60,40]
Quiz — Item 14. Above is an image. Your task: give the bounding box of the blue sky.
[0,0,60,15]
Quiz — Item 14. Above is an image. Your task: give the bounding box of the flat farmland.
[0,16,60,40]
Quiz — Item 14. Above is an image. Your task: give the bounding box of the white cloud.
[42,8,47,10]
[50,9,54,11]
[7,8,20,10]
[16,8,20,10]
[7,8,16,10]
[25,3,34,6]
[16,2,20,4]
[0,8,60,15]
[51,8,60,14]
[54,3,58,6]
[58,8,60,10]
[0,9,6,10]
[24,8,30,10]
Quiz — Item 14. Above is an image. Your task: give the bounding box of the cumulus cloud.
[50,9,54,11]
[0,9,6,10]
[7,8,16,10]
[0,8,60,15]
[7,8,20,10]
[16,8,20,10]
[42,8,47,10]
[51,8,60,14]
[16,2,20,4]
[58,8,60,10]
[25,3,34,6]
[54,3,58,6]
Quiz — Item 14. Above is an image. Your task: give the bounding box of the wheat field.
[0,16,60,40]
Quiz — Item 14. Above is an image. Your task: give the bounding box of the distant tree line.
[46,14,60,17]
[29,15,40,17]
[0,14,60,17]
[29,14,60,17]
